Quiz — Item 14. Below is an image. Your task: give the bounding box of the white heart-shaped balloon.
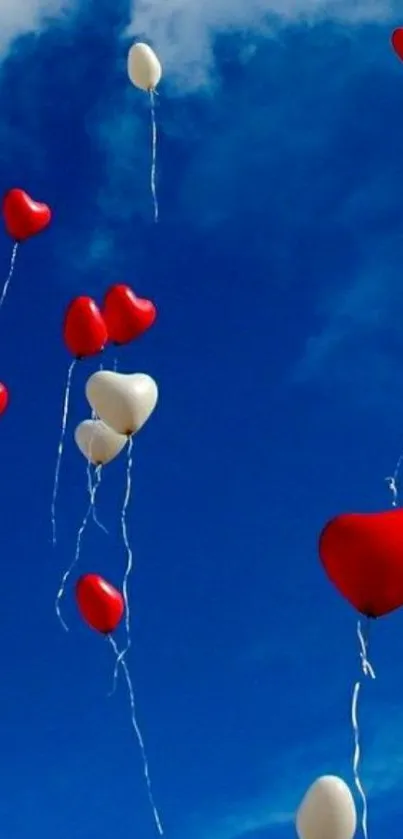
[74,419,127,465]
[127,42,162,91]
[296,775,357,839]
[85,371,158,436]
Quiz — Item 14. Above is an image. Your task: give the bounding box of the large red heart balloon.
[63,296,108,359]
[2,188,51,242]
[76,574,124,634]
[391,28,403,61]
[102,284,156,345]
[319,509,403,618]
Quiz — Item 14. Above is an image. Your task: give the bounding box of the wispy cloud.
[0,0,76,57]
[126,0,396,88]
[184,699,403,839]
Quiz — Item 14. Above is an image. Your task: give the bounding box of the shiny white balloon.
[127,42,162,91]
[85,371,158,436]
[74,419,127,465]
[296,776,357,839]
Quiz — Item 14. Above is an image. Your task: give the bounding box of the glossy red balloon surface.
[391,28,403,61]
[2,189,51,242]
[102,284,156,345]
[319,509,403,618]
[75,574,124,634]
[0,383,9,415]
[63,296,108,359]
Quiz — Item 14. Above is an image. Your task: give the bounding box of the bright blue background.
[0,1,403,837]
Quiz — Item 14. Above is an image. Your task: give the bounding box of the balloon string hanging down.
[55,462,103,631]
[51,358,76,546]
[1,188,52,311]
[351,619,375,839]
[127,43,162,223]
[112,435,134,693]
[108,635,164,835]
[75,574,164,836]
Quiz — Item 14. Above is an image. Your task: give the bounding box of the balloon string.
[385,452,403,507]
[86,426,108,535]
[111,437,134,691]
[351,619,375,839]
[113,357,118,371]
[0,242,19,310]
[149,90,158,223]
[51,359,76,546]
[108,635,164,835]
[55,464,103,631]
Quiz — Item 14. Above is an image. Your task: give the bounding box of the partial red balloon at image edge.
[319,508,403,618]
[391,28,403,61]
[0,383,9,415]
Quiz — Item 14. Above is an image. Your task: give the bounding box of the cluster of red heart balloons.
[0,189,158,635]
[63,283,157,360]
[70,291,157,632]
[65,285,157,632]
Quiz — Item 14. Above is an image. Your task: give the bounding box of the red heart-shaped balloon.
[102,284,156,345]
[319,509,403,618]
[2,188,52,242]
[391,28,403,61]
[76,574,124,634]
[0,383,9,416]
[63,296,108,359]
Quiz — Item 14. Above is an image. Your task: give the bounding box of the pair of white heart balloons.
[75,371,159,466]
[296,775,357,839]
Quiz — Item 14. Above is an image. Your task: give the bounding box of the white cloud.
[0,0,75,57]
[127,0,396,88]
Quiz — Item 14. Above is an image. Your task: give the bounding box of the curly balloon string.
[385,452,403,507]
[0,242,18,310]
[351,619,376,839]
[149,90,158,223]
[55,464,103,631]
[111,436,134,692]
[108,634,164,835]
[86,462,108,534]
[51,358,77,546]
[86,413,108,535]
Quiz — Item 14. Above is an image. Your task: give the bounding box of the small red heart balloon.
[0,383,9,415]
[319,509,403,618]
[75,574,124,634]
[2,188,52,242]
[63,296,108,359]
[102,284,156,345]
[391,28,403,61]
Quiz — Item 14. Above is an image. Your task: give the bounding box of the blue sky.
[1,0,403,837]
